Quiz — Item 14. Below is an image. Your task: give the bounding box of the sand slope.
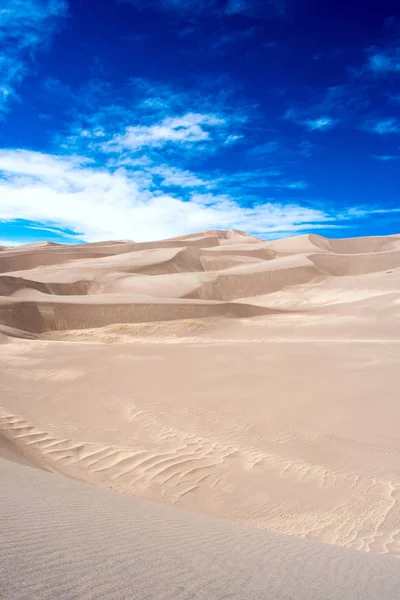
[1,230,400,574]
[1,230,398,335]
[2,456,400,600]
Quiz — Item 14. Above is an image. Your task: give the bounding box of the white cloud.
[60,76,250,164]
[284,85,369,134]
[371,155,399,161]
[24,224,81,239]
[150,165,209,187]
[363,118,400,134]
[105,112,226,152]
[1,148,396,243]
[0,0,67,52]
[0,239,23,247]
[302,117,337,131]
[0,148,345,242]
[366,50,400,74]
[56,82,306,200]
[224,133,243,145]
[344,206,400,218]
[0,0,67,111]
[285,109,338,131]
[283,181,308,190]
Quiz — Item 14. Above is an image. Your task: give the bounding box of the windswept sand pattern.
[1,229,400,563]
[3,458,400,600]
[2,400,400,556]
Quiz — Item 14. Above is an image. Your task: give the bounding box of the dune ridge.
[1,230,399,335]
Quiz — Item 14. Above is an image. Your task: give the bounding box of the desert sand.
[2,457,400,600]
[1,229,400,598]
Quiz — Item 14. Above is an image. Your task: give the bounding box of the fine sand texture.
[1,229,400,585]
[2,456,400,600]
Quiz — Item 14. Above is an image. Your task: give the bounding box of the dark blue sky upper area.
[0,0,399,243]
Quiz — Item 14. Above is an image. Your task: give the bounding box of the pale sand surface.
[1,230,400,596]
[2,457,400,600]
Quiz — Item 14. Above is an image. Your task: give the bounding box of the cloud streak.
[302,117,337,131]
[285,110,339,131]
[120,0,291,19]
[104,113,227,152]
[0,149,323,241]
[371,154,399,161]
[0,0,67,112]
[365,47,400,75]
[59,78,314,201]
[0,148,396,243]
[362,118,400,134]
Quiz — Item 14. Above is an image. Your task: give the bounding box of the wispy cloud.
[58,77,250,170]
[284,81,375,135]
[302,117,338,131]
[176,18,263,59]
[247,139,314,161]
[1,146,397,243]
[2,43,397,245]
[247,141,280,156]
[120,1,274,58]
[0,0,67,112]
[0,239,23,247]
[224,0,290,18]
[104,112,227,152]
[120,0,292,19]
[362,118,400,134]
[343,205,400,218]
[297,141,314,157]
[371,154,399,161]
[0,71,320,240]
[42,76,77,102]
[286,110,338,131]
[65,76,248,136]
[24,224,81,239]
[0,0,67,45]
[209,170,309,196]
[283,83,360,132]
[0,148,326,242]
[208,26,259,52]
[365,47,400,75]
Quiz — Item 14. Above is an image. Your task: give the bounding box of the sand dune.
[2,457,400,600]
[267,232,400,255]
[1,230,400,597]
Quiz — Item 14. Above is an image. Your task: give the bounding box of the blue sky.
[0,0,399,244]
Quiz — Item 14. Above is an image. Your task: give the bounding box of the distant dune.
[1,230,400,598]
[1,230,398,334]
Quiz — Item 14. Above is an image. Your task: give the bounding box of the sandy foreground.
[1,229,400,597]
[2,457,400,600]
